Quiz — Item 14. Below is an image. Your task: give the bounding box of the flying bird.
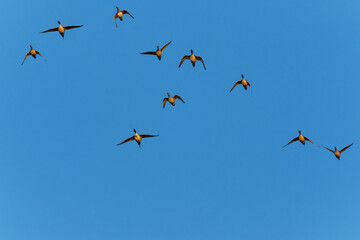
[163,93,185,108]
[282,130,317,148]
[41,21,83,38]
[114,6,134,27]
[117,129,159,148]
[178,49,206,70]
[323,143,353,160]
[230,74,252,94]
[140,40,172,61]
[21,45,45,65]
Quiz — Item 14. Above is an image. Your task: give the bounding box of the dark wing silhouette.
[21,52,31,65]
[174,95,185,103]
[162,98,168,108]
[178,55,190,68]
[41,27,58,33]
[230,81,242,92]
[195,56,206,70]
[282,137,299,148]
[140,51,156,55]
[323,146,335,154]
[64,25,83,30]
[114,14,118,28]
[160,40,172,52]
[117,136,135,145]
[247,81,252,95]
[140,134,159,138]
[340,143,353,153]
[36,51,45,61]
[123,10,134,18]
[304,136,317,146]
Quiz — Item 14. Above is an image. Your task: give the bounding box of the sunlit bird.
[230,74,252,94]
[282,130,317,148]
[323,143,353,160]
[140,40,172,61]
[21,45,45,65]
[114,7,134,27]
[117,129,159,148]
[163,93,185,108]
[178,49,206,70]
[41,21,83,38]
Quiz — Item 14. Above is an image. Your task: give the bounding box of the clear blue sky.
[1,0,360,239]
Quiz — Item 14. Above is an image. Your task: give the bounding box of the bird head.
[116,6,119,10]
[157,46,159,50]
[133,129,137,133]
[298,130,302,135]
[57,20,61,25]
[167,93,170,97]
[190,49,193,54]
[30,45,33,49]
[241,74,244,79]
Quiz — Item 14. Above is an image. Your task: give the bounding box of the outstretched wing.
[140,51,156,55]
[160,40,172,52]
[140,134,159,138]
[247,81,252,95]
[323,146,335,154]
[230,81,242,92]
[304,136,317,146]
[178,55,190,68]
[36,51,45,61]
[282,137,299,148]
[41,27,58,33]
[196,56,206,70]
[174,95,185,103]
[21,52,31,65]
[340,143,353,153]
[64,25,83,30]
[123,10,134,19]
[117,136,135,145]
[162,98,168,108]
[114,14,118,28]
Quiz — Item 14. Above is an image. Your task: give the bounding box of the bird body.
[117,129,159,148]
[179,49,206,70]
[282,130,317,148]
[41,21,83,38]
[114,7,134,27]
[323,143,353,160]
[21,45,45,65]
[163,93,185,108]
[140,41,172,61]
[230,74,252,94]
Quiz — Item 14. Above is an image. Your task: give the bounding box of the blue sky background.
[1,0,360,239]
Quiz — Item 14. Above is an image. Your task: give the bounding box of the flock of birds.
[21,6,353,160]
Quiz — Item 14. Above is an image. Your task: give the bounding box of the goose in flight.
[41,21,83,38]
[114,7,134,27]
[230,74,252,94]
[283,130,317,148]
[323,143,353,160]
[21,45,45,65]
[163,93,185,108]
[117,129,159,148]
[140,40,172,61]
[178,49,206,70]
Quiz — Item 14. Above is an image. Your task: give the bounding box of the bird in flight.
[323,143,353,160]
[163,93,185,108]
[114,7,134,27]
[230,74,252,94]
[283,130,317,148]
[41,21,83,38]
[117,129,159,148]
[178,49,206,70]
[21,45,45,65]
[140,40,172,61]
